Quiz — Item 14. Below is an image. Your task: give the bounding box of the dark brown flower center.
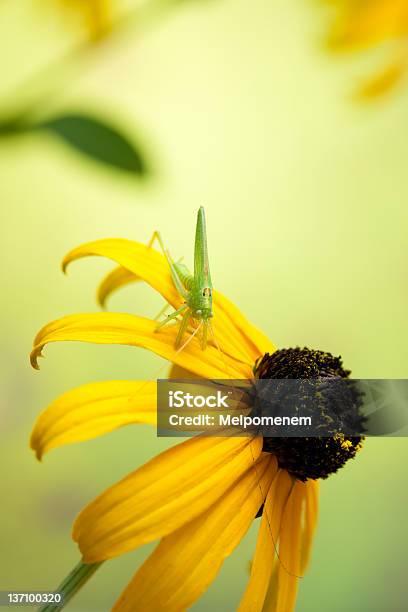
[253,347,365,481]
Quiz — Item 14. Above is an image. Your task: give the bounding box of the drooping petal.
[63,239,272,366]
[214,291,276,359]
[62,239,182,309]
[113,454,277,612]
[30,312,248,379]
[261,478,319,612]
[300,479,319,574]
[98,266,139,308]
[275,482,304,610]
[30,380,156,460]
[73,435,263,563]
[238,470,293,612]
[354,58,407,99]
[261,564,279,612]
[263,480,306,612]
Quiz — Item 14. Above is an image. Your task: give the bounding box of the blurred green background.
[0,0,407,610]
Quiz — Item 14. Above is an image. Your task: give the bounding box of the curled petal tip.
[61,259,69,274]
[30,348,42,370]
[96,292,107,310]
[29,434,43,461]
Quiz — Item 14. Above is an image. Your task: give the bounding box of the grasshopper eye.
[202,288,211,297]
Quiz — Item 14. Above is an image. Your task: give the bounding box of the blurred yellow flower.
[30,237,364,610]
[58,0,113,41]
[325,0,408,98]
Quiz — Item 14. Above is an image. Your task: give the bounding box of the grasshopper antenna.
[173,320,203,356]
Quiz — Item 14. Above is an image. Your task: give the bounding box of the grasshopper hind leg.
[147,231,188,300]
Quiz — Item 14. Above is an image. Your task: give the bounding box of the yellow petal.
[213,291,276,360]
[30,312,247,379]
[238,470,293,612]
[30,380,156,460]
[98,266,139,308]
[262,478,319,612]
[63,239,272,367]
[60,0,112,41]
[354,59,407,99]
[328,0,408,51]
[168,363,197,379]
[86,0,112,40]
[113,454,277,612]
[62,239,183,309]
[261,563,279,612]
[300,479,319,574]
[73,435,263,562]
[268,481,306,612]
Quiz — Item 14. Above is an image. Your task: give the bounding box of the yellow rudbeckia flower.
[30,236,364,611]
[57,0,113,41]
[325,0,408,98]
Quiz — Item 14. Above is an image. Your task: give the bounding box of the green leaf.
[38,114,148,176]
[0,115,28,136]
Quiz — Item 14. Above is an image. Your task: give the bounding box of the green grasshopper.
[150,206,213,351]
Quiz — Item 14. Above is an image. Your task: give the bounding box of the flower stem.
[38,561,103,612]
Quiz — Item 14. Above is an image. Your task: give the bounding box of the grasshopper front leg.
[155,304,188,331]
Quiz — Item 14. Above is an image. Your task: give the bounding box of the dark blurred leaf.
[0,112,149,177]
[0,115,28,136]
[39,114,148,176]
